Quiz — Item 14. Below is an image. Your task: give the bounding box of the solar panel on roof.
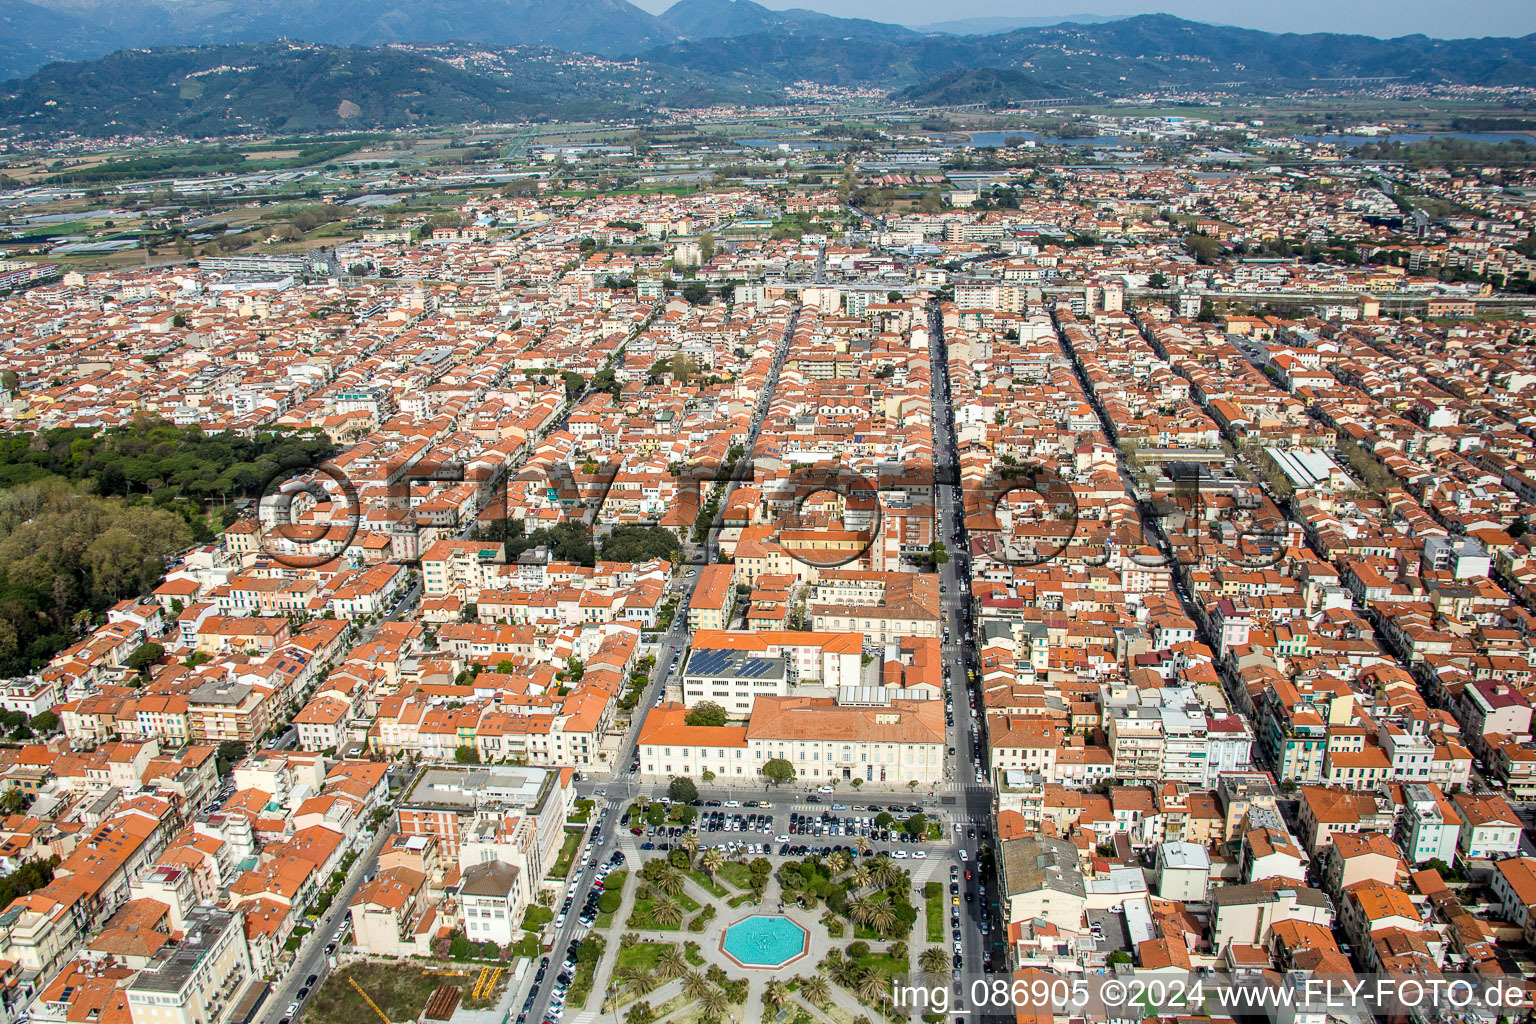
[688,648,777,678]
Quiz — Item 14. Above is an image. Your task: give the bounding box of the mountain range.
[1,4,1534,137]
[908,14,1121,34]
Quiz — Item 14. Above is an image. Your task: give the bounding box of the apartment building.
[124,907,254,1024]
[1397,783,1460,865]
[809,572,940,645]
[349,866,429,957]
[1104,706,1164,783]
[688,564,736,632]
[395,765,572,869]
[457,861,521,946]
[421,540,505,599]
[186,681,274,746]
[998,835,1087,942]
[1491,858,1536,945]
[1450,793,1522,860]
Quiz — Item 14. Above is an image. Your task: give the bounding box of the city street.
[256,818,399,1024]
[928,302,1003,972]
[517,307,798,1024]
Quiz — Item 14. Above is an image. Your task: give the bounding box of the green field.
[714,861,755,890]
[924,882,943,943]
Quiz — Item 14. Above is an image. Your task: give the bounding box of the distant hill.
[896,67,1062,106]
[909,14,1119,35]
[0,0,680,74]
[637,14,1536,93]
[0,0,116,79]
[0,42,680,135]
[660,0,916,41]
[969,15,1536,88]
[5,13,1536,137]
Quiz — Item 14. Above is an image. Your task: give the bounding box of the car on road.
[286,1005,299,1017]
[959,849,968,860]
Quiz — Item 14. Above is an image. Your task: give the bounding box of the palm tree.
[698,986,731,1023]
[854,967,886,1006]
[651,894,685,928]
[867,901,898,938]
[682,971,711,1002]
[919,947,951,975]
[849,864,872,891]
[656,946,690,980]
[801,975,832,1008]
[869,857,900,891]
[763,981,789,1016]
[681,832,700,866]
[824,953,855,988]
[616,965,660,999]
[854,835,869,855]
[653,867,685,898]
[848,894,880,928]
[701,847,723,878]
[827,850,850,875]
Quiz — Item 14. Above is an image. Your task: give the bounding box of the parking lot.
[628,799,984,856]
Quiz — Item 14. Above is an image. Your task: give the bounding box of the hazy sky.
[629,0,1536,38]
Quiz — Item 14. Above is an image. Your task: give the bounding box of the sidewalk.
[586,869,638,1008]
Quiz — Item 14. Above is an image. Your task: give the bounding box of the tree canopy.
[684,702,728,727]
[0,483,193,675]
[0,858,55,912]
[0,416,332,499]
[599,525,680,564]
[761,758,796,786]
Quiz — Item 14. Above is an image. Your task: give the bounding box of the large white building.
[638,696,946,784]
[125,907,254,1024]
[690,629,866,687]
[680,648,789,715]
[458,861,521,947]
